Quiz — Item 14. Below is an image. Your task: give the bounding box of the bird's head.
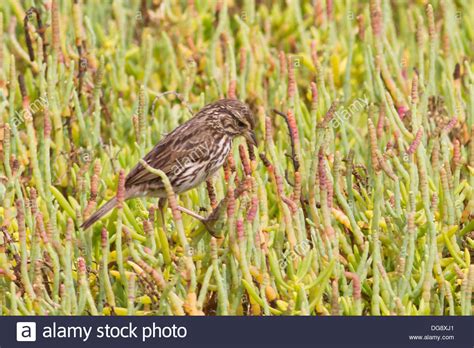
[212,99,257,147]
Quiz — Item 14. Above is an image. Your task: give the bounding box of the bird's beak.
[245,130,258,147]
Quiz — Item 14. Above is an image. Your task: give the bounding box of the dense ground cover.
[0,0,472,315]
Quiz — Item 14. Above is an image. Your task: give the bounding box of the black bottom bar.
[2,316,472,348]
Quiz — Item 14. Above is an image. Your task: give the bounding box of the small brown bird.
[81,98,256,229]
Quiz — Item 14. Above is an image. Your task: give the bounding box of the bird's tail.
[81,197,118,229]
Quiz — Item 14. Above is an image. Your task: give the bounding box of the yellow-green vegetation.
[0,0,473,315]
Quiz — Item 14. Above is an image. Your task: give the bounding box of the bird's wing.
[125,120,209,189]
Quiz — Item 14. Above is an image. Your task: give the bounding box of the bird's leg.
[177,205,206,221]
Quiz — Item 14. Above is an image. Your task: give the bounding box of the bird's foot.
[177,205,206,221]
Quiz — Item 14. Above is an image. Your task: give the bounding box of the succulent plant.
[0,0,472,316]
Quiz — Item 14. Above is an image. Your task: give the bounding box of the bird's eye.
[236,119,246,128]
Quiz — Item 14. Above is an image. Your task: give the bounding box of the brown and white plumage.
[81,98,256,229]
